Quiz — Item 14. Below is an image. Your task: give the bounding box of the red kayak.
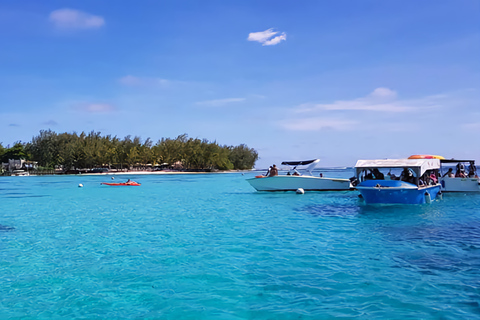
[101,181,141,186]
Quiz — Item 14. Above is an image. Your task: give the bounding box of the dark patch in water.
[381,222,480,247]
[2,195,48,198]
[385,222,480,274]
[0,224,15,231]
[301,204,360,217]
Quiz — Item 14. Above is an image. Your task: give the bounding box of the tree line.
[0,130,258,171]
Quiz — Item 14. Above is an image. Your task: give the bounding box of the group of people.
[442,163,478,178]
[364,168,385,180]
[364,168,439,186]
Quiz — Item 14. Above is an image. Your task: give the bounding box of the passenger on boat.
[429,171,438,184]
[269,164,278,177]
[443,168,455,178]
[365,170,374,180]
[372,168,384,180]
[265,166,272,176]
[455,164,466,178]
[387,171,398,180]
[468,163,478,178]
[400,168,415,184]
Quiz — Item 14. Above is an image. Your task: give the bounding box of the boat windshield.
[281,159,320,176]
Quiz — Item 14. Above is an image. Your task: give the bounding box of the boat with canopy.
[438,159,479,192]
[354,158,442,204]
[247,159,352,192]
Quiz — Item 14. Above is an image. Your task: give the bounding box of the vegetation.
[1,130,258,172]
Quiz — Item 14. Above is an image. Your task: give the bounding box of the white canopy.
[355,159,440,176]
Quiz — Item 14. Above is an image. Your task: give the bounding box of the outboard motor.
[349,177,359,187]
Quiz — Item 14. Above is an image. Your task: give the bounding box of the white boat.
[246,159,352,191]
[439,159,480,192]
[354,158,442,204]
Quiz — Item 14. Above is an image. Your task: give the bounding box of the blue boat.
[354,158,442,204]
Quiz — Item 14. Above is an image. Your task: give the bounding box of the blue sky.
[1,0,479,168]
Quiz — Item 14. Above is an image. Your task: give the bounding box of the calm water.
[1,170,479,319]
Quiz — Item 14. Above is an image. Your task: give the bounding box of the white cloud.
[369,87,397,99]
[49,9,105,29]
[118,75,170,87]
[281,118,357,131]
[196,98,246,107]
[248,28,287,46]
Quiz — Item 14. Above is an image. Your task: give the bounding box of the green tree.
[229,144,258,170]
[1,142,28,163]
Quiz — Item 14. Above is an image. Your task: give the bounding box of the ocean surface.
[1,169,479,319]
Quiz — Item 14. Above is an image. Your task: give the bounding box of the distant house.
[1,159,38,172]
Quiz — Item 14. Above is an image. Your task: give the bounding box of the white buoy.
[78,184,84,188]
[296,188,305,194]
[424,192,431,204]
[111,177,115,180]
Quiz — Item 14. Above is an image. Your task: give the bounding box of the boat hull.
[246,176,352,191]
[440,177,480,192]
[356,180,441,204]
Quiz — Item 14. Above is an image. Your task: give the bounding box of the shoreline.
[1,170,252,177]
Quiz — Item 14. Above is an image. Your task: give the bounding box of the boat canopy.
[280,159,320,176]
[355,159,440,177]
[281,159,319,166]
[440,159,475,164]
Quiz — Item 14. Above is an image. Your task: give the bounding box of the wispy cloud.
[462,122,480,131]
[43,120,58,126]
[196,98,246,107]
[49,9,105,29]
[118,75,170,87]
[295,87,439,113]
[248,28,287,46]
[280,118,356,131]
[8,123,20,127]
[74,103,116,113]
[280,88,464,132]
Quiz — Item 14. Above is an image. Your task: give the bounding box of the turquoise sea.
[1,169,479,319]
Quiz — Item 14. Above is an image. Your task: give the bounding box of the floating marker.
[78,184,84,188]
[296,188,305,194]
[424,192,431,204]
